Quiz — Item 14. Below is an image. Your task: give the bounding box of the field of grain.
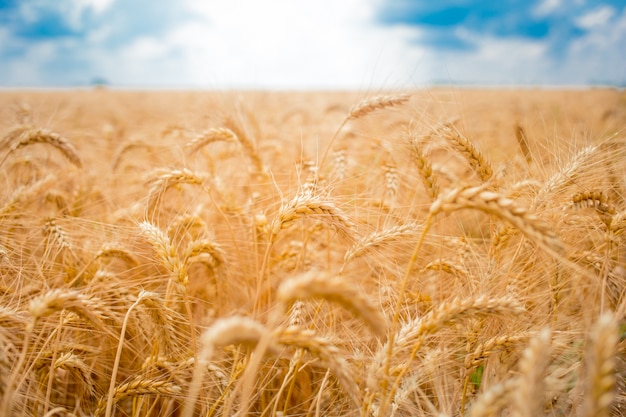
[0,88,625,416]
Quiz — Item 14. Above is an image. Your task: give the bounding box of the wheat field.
[0,88,625,416]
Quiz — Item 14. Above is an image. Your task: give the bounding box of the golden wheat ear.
[95,377,182,417]
[0,127,82,168]
[275,325,361,407]
[439,125,492,183]
[513,328,552,417]
[182,316,270,417]
[347,94,411,120]
[185,127,237,154]
[277,271,388,340]
[319,93,411,168]
[269,191,356,243]
[430,185,565,255]
[514,122,533,165]
[223,115,264,172]
[582,313,619,417]
[408,136,439,200]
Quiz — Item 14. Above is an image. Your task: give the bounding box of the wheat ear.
[28,289,108,331]
[182,238,226,269]
[430,185,565,255]
[343,222,422,264]
[440,125,492,182]
[469,379,518,417]
[223,115,264,172]
[0,174,56,217]
[277,271,387,340]
[408,137,439,200]
[185,127,237,154]
[464,333,530,369]
[371,296,525,414]
[276,325,361,407]
[95,244,139,269]
[0,124,32,148]
[269,192,355,243]
[514,123,533,164]
[319,93,410,169]
[139,221,185,287]
[0,127,82,168]
[513,328,552,417]
[582,312,618,417]
[347,94,411,120]
[145,168,206,214]
[182,316,270,417]
[534,144,600,207]
[95,377,181,417]
[573,191,615,228]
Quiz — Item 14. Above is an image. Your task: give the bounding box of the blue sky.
[0,0,624,88]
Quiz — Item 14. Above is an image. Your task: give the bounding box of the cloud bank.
[0,0,624,88]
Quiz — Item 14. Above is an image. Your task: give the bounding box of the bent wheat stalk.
[104,290,161,417]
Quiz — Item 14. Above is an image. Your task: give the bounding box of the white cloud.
[567,8,626,83]
[575,5,615,29]
[418,33,552,85]
[1,0,624,88]
[73,0,115,15]
[118,0,426,89]
[533,0,562,17]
